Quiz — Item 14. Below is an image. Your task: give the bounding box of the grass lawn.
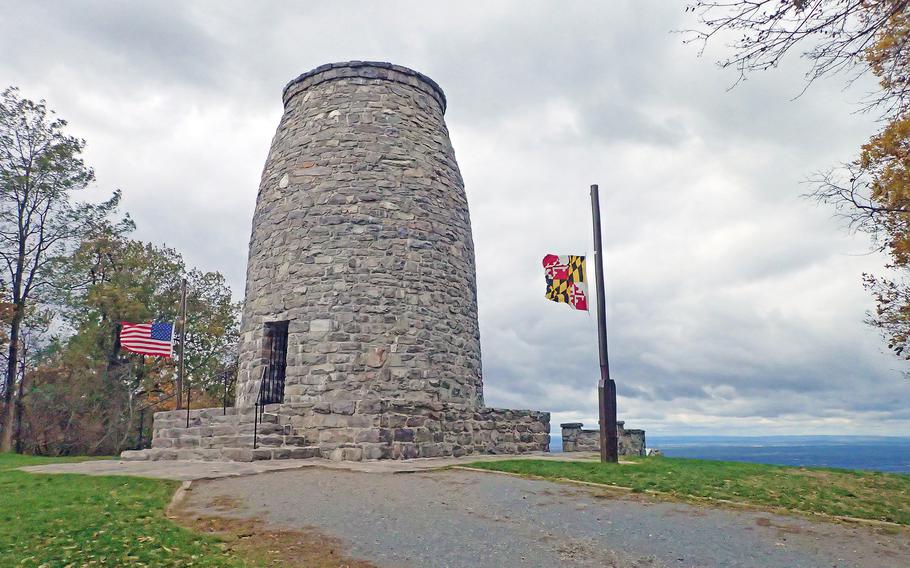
[465,457,910,525]
[0,453,244,567]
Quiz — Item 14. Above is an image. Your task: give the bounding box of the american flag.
[120,322,174,357]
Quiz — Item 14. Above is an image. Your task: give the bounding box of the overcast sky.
[2,1,907,436]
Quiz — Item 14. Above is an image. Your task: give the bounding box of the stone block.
[211,425,239,436]
[256,435,285,447]
[119,450,148,461]
[414,428,433,443]
[310,319,333,333]
[385,414,408,428]
[418,443,442,458]
[361,443,391,460]
[341,447,363,461]
[150,449,178,461]
[393,428,414,442]
[331,400,356,415]
[354,429,381,443]
[356,398,384,414]
[271,447,292,460]
[318,429,354,444]
[251,448,274,460]
[405,416,426,427]
[392,443,419,460]
[286,446,321,459]
[175,449,204,460]
[222,448,254,462]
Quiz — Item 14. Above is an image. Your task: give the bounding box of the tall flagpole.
[591,184,618,463]
[176,278,187,410]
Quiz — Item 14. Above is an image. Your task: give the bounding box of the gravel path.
[180,468,910,568]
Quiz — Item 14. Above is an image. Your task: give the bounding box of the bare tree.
[687,2,910,365]
[0,87,94,451]
[686,1,910,112]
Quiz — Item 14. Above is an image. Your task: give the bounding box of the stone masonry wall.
[124,402,549,462]
[560,422,646,457]
[236,61,483,409]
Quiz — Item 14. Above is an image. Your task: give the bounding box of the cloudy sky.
[2,1,907,436]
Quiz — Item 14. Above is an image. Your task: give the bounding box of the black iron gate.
[261,321,288,405]
[254,321,289,449]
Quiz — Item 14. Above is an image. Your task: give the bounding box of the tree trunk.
[0,308,23,452]
[14,362,27,453]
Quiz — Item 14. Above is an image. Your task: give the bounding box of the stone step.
[204,414,242,425]
[196,408,240,418]
[237,423,283,435]
[238,411,279,424]
[284,435,309,446]
[151,431,307,451]
[120,443,324,462]
[252,445,321,461]
[120,448,227,461]
[213,434,287,447]
[210,445,322,462]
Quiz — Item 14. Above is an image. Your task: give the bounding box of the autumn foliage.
[0,87,239,455]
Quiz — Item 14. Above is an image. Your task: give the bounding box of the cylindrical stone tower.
[236,61,483,410]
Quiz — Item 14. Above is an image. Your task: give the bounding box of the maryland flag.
[543,254,588,311]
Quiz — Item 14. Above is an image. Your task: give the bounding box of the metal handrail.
[136,390,180,413]
[253,367,267,449]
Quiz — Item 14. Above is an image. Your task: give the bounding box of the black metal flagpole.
[176,278,187,410]
[591,184,618,463]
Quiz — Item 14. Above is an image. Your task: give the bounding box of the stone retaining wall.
[560,422,646,456]
[123,401,549,462]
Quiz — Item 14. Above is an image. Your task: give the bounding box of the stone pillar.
[236,62,483,410]
[560,422,583,452]
[618,422,646,457]
[561,421,646,456]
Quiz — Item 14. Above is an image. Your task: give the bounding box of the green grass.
[0,453,244,567]
[466,457,910,525]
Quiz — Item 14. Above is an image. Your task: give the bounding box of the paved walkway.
[178,467,910,568]
[20,452,601,480]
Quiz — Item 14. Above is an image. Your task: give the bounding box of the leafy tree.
[59,234,240,393]
[0,86,240,455]
[0,87,103,451]
[688,1,910,364]
[22,225,241,454]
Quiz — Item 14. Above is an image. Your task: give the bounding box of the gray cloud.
[1,0,907,436]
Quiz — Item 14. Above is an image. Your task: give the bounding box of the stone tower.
[235,62,483,409]
[123,63,549,462]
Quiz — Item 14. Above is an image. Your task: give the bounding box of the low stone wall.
[122,400,549,462]
[560,421,645,456]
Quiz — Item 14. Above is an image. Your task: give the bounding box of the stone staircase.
[121,407,322,462]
